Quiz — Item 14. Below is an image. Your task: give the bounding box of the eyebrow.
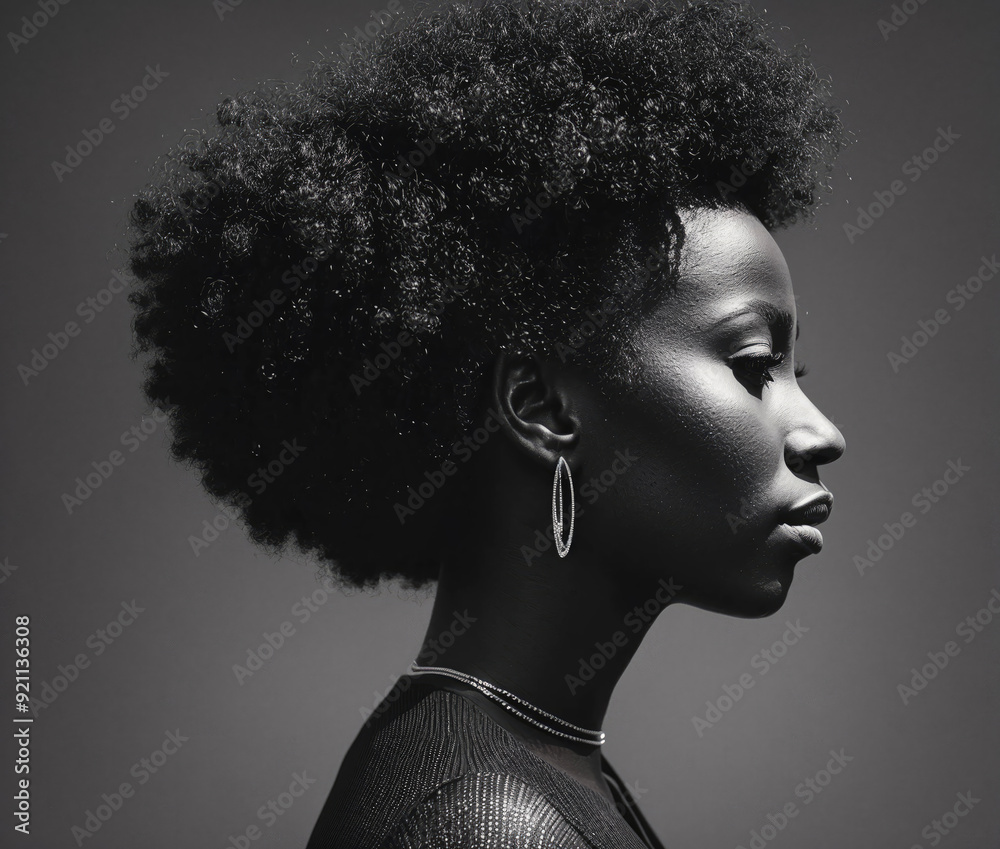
[717,298,800,341]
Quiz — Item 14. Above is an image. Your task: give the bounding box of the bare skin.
[415,206,846,803]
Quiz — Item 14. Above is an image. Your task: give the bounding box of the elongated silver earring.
[552,455,575,557]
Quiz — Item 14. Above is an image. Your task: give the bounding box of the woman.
[126,0,846,845]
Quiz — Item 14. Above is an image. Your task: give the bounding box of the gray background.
[2,0,997,847]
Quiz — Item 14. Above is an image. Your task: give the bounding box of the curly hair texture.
[126,0,846,588]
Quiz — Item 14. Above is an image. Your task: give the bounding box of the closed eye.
[727,351,808,386]
[726,351,786,387]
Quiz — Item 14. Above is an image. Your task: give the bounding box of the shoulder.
[379,771,595,849]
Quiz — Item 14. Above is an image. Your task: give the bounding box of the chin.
[682,571,795,619]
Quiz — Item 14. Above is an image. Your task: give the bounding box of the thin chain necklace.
[408,662,606,747]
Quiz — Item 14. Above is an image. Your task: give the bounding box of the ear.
[489,351,580,468]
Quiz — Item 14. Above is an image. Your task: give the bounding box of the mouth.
[778,491,833,554]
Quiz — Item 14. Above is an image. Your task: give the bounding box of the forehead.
[642,206,796,337]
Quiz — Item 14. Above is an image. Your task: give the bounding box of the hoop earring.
[552,455,575,558]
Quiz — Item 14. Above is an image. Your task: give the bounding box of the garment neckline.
[399,673,665,849]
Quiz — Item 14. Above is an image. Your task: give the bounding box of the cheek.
[584,367,778,544]
[648,365,773,483]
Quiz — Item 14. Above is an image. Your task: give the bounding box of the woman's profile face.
[568,206,845,617]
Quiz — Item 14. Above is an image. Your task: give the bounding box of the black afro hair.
[126,0,846,588]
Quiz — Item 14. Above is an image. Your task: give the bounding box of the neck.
[415,531,678,738]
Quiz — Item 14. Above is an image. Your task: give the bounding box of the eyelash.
[727,351,808,386]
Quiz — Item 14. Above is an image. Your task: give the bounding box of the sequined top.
[306,674,667,848]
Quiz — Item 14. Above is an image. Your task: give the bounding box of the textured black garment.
[306,674,668,848]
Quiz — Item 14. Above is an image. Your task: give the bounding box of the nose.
[784,389,846,475]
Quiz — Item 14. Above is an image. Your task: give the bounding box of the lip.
[783,491,833,526]
[778,491,833,554]
[779,522,825,553]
